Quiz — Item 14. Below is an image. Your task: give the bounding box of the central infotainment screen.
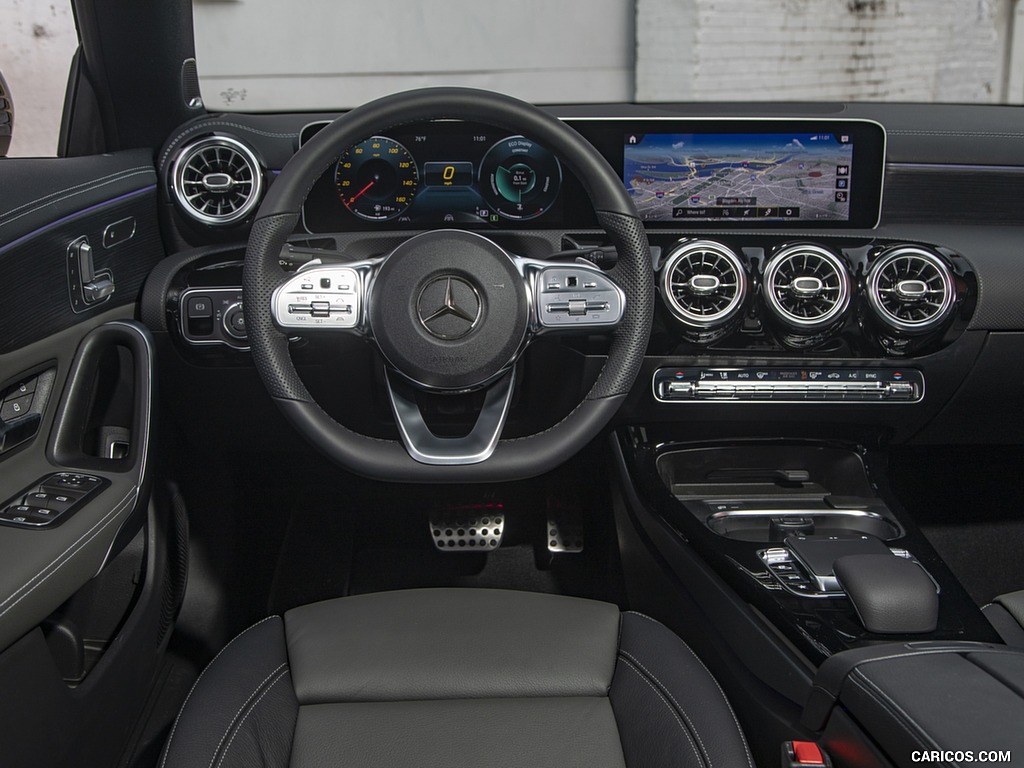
[625,132,856,223]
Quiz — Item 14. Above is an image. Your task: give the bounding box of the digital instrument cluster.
[299,117,885,233]
[302,122,564,231]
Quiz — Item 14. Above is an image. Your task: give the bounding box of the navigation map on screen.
[624,132,854,223]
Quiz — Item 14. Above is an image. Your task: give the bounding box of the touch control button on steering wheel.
[368,230,528,392]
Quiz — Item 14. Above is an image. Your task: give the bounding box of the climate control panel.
[653,367,924,403]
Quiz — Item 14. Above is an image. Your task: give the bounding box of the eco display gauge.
[478,136,562,220]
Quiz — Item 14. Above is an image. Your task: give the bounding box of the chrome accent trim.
[179,287,250,350]
[652,375,925,405]
[756,548,843,599]
[271,265,364,332]
[866,246,955,333]
[171,134,263,226]
[762,244,850,329]
[416,275,482,339]
[708,509,889,522]
[660,240,746,329]
[529,262,625,331]
[386,369,515,465]
[102,216,136,248]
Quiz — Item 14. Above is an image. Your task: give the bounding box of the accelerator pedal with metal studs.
[430,508,504,552]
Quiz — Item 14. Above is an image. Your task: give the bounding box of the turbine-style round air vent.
[660,240,747,329]
[171,135,263,226]
[866,246,955,333]
[762,244,850,330]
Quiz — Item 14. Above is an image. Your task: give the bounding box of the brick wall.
[636,0,1013,103]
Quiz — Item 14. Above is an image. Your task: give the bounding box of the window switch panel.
[0,473,109,530]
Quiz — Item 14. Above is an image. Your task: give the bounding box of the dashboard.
[150,101,1024,451]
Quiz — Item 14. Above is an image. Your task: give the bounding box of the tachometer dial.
[335,136,418,221]
[479,136,561,220]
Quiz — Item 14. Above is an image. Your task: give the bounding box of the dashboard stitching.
[0,489,137,618]
[159,121,299,168]
[0,167,155,228]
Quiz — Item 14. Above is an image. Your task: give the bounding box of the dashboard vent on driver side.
[866,246,955,333]
[762,244,850,330]
[171,135,263,226]
[661,240,747,331]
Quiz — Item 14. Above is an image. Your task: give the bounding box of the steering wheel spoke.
[522,260,625,334]
[386,368,515,466]
[271,262,376,335]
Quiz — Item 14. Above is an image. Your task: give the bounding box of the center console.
[613,430,1000,667]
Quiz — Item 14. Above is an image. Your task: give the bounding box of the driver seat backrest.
[159,588,753,768]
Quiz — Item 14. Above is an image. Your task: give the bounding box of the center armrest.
[803,642,1024,766]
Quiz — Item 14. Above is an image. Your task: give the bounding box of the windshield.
[192,0,1024,111]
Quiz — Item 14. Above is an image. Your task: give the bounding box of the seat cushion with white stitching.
[159,588,751,768]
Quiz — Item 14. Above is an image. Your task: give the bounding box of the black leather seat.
[160,589,753,768]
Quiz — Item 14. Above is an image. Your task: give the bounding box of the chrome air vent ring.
[660,240,747,329]
[762,244,850,330]
[866,246,955,333]
[171,134,264,226]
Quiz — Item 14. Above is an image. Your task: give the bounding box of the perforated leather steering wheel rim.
[243,87,653,482]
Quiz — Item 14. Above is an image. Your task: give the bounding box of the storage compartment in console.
[656,445,902,542]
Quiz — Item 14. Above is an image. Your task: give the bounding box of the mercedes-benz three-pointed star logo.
[416,276,482,340]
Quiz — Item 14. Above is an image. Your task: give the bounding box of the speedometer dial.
[335,136,418,221]
[479,136,561,220]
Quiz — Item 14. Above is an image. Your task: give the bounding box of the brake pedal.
[430,508,504,552]
[547,509,584,553]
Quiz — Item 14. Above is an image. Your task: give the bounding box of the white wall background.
[1,0,77,157]
[636,0,1016,103]
[2,0,1022,158]
[192,0,637,111]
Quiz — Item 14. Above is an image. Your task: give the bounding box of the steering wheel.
[244,87,653,482]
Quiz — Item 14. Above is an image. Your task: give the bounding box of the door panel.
[0,149,172,767]
[0,149,161,352]
[0,148,163,648]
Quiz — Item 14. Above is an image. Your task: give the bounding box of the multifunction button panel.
[654,367,924,403]
[758,543,921,598]
[534,266,624,329]
[180,288,249,348]
[272,267,360,330]
[0,473,109,529]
